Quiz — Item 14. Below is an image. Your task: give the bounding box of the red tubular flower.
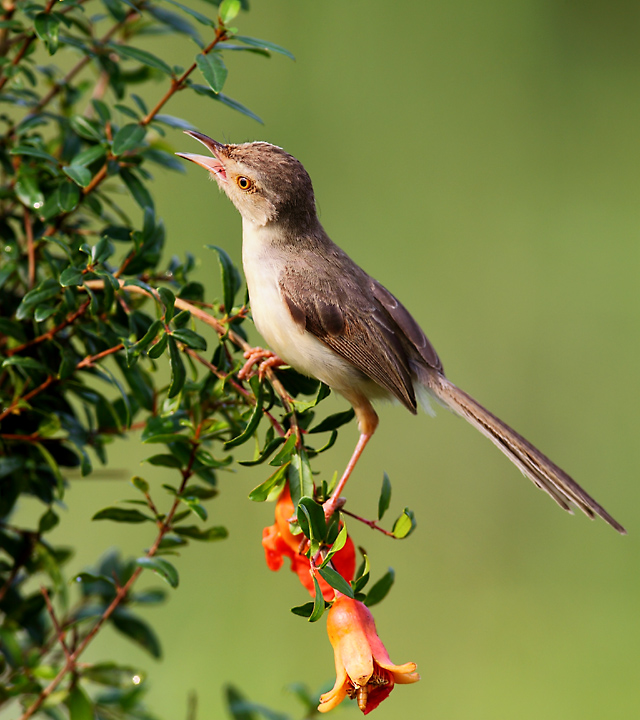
[318,594,420,715]
[262,486,355,601]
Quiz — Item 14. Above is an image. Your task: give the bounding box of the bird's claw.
[238,347,285,381]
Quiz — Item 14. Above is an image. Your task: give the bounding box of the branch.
[340,508,396,537]
[0,344,123,424]
[19,431,203,720]
[140,27,227,126]
[29,9,139,117]
[5,300,91,357]
[0,0,56,93]
[83,279,297,421]
[184,346,286,438]
[40,587,72,662]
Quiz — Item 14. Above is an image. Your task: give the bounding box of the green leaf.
[290,382,331,413]
[129,319,163,358]
[269,433,297,466]
[112,124,146,156]
[239,436,285,466]
[191,84,263,124]
[378,472,392,521]
[162,0,215,27]
[225,380,263,448]
[15,173,44,210]
[70,116,104,142]
[392,508,416,539]
[321,523,348,568]
[131,476,149,494]
[10,145,59,164]
[173,525,228,541]
[136,557,179,588]
[288,448,313,508]
[34,12,60,55]
[318,566,354,598]
[364,568,395,607]
[172,328,207,351]
[248,463,288,502]
[16,278,59,319]
[112,610,161,658]
[38,508,59,534]
[71,144,106,167]
[309,574,325,622]
[120,168,154,210]
[65,685,93,720]
[92,507,153,523]
[59,266,84,287]
[92,100,111,123]
[34,442,64,499]
[145,453,182,468]
[82,662,141,687]
[63,165,92,187]
[206,244,241,312]
[167,336,186,398]
[109,43,174,75]
[148,331,168,359]
[308,408,354,434]
[235,35,295,60]
[290,600,316,619]
[219,0,241,24]
[158,286,175,321]
[2,356,48,373]
[57,182,80,213]
[196,53,228,93]
[296,496,326,542]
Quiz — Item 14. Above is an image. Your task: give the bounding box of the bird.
[177,131,625,534]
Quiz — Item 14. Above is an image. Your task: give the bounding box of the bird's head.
[176,132,317,228]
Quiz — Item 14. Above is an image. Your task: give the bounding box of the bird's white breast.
[241,220,364,394]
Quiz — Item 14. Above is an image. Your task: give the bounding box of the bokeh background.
[13,1,640,718]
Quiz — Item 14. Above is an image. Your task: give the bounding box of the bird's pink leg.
[323,432,373,519]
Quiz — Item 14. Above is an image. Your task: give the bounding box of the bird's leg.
[238,347,285,381]
[323,432,372,519]
[322,399,379,520]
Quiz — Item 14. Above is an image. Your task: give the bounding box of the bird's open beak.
[176,131,228,182]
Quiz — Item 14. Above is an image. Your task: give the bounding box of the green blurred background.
[15,1,640,718]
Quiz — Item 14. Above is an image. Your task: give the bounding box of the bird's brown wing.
[279,265,423,412]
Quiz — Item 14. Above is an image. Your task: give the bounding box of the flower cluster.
[262,485,419,714]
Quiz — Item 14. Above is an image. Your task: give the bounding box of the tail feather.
[424,372,626,534]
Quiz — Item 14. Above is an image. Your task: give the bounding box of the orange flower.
[262,485,355,601]
[318,594,420,714]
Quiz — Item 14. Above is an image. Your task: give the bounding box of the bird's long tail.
[422,371,625,534]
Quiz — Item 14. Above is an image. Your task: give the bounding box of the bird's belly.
[241,230,369,395]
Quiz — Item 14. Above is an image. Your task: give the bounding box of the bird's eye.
[236,176,252,191]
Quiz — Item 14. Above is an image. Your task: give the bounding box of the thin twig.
[0,0,56,93]
[31,9,139,116]
[340,508,396,537]
[140,28,227,126]
[40,587,72,662]
[6,300,91,357]
[0,344,123,424]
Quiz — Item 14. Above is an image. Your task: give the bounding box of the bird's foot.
[238,347,285,381]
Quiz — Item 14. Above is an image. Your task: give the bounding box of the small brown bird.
[177,131,625,533]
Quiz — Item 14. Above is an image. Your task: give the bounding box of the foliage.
[0,1,416,717]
